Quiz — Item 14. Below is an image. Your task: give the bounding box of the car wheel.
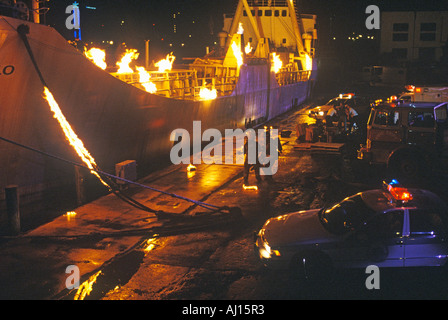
[389,153,423,180]
[290,251,334,283]
[398,157,420,178]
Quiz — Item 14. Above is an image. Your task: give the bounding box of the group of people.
[326,100,359,132]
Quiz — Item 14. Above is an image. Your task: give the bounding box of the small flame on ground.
[65,211,77,222]
[43,87,110,188]
[84,47,107,70]
[144,238,159,253]
[243,184,258,191]
[199,87,217,100]
[136,66,157,93]
[187,164,197,172]
[271,53,282,73]
[116,49,139,74]
[74,270,102,300]
[231,41,243,68]
[155,53,175,72]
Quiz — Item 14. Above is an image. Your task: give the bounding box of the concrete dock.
[0,106,319,300]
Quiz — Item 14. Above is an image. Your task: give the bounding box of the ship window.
[243,10,247,16]
[251,10,255,16]
[282,38,287,44]
[275,10,279,17]
[257,10,263,17]
[282,10,287,17]
[265,10,272,17]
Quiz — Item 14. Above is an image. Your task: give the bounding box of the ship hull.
[0,16,315,219]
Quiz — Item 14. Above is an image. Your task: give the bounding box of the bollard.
[5,185,20,235]
[75,166,86,206]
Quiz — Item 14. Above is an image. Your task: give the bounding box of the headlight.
[318,111,324,116]
[260,243,272,259]
[258,235,280,259]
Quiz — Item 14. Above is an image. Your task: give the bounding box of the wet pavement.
[2,100,448,300]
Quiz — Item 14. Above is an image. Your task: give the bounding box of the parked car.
[255,180,448,280]
[307,93,357,121]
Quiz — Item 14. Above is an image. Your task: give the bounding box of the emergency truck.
[406,86,448,103]
[357,99,448,178]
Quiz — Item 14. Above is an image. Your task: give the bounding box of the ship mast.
[226,0,313,58]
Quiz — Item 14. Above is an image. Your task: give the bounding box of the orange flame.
[243,184,258,191]
[187,164,197,172]
[116,49,139,74]
[305,53,312,71]
[271,53,282,73]
[136,66,157,93]
[84,47,107,70]
[43,87,109,188]
[199,87,217,100]
[155,53,175,72]
[74,270,102,300]
[245,42,252,55]
[231,42,243,68]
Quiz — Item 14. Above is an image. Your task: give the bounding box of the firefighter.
[343,102,359,132]
[243,130,262,185]
[262,126,282,183]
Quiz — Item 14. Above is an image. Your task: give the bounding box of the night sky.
[39,0,448,63]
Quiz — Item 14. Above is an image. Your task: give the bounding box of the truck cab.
[358,101,448,177]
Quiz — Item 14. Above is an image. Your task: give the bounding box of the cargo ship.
[0,0,317,222]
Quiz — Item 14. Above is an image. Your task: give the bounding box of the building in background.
[380,11,448,62]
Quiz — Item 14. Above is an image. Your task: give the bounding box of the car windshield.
[319,194,376,235]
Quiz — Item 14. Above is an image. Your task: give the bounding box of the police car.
[307,93,357,121]
[255,180,448,280]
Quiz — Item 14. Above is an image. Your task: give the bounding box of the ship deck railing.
[276,70,311,86]
[111,67,310,100]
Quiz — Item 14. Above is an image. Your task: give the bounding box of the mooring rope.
[6,23,232,215]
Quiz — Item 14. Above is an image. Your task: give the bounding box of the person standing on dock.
[243,131,262,186]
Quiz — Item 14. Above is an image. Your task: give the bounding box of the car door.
[404,209,448,267]
[405,109,436,146]
[337,210,405,268]
[363,210,406,267]
[368,108,404,163]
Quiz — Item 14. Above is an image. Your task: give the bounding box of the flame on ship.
[43,87,110,188]
[116,49,139,74]
[84,47,107,70]
[136,66,157,93]
[199,86,217,100]
[271,53,282,73]
[305,53,313,71]
[245,42,252,54]
[231,41,243,68]
[155,53,175,72]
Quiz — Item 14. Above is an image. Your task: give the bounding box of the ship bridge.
[222,0,317,58]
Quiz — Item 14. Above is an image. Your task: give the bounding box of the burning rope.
[43,87,110,188]
[12,23,235,216]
